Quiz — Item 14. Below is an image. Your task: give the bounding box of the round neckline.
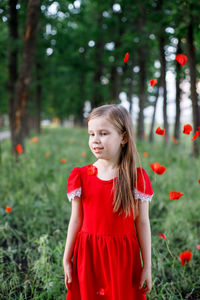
[90,164,117,183]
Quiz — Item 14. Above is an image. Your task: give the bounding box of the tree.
[9,0,41,158]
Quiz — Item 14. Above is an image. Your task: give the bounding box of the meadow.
[0,126,200,299]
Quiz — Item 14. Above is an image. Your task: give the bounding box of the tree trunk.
[36,62,42,134]
[174,40,182,140]
[109,5,124,105]
[186,21,200,157]
[149,80,160,143]
[159,35,169,144]
[8,0,18,155]
[10,0,41,159]
[137,6,147,141]
[91,13,104,109]
[128,55,135,116]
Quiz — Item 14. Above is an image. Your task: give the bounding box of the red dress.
[66,164,154,300]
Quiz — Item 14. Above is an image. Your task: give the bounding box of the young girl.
[63,104,154,300]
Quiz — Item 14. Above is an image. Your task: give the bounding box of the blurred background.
[0,1,200,299]
[0,0,200,157]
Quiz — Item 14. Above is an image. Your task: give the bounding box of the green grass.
[0,126,200,299]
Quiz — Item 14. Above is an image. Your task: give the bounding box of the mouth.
[93,147,103,152]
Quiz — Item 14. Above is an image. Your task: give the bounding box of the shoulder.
[66,167,82,201]
[134,167,154,202]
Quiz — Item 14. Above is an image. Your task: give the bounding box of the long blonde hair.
[87,104,146,219]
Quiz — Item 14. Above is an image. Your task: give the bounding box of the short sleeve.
[66,167,82,202]
[134,168,154,203]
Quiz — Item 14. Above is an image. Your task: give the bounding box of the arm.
[135,201,151,269]
[63,196,83,264]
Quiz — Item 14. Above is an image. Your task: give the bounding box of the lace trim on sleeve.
[67,187,82,202]
[134,188,154,202]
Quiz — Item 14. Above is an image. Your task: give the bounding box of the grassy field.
[0,126,200,299]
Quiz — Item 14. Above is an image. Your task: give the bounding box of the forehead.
[88,117,115,131]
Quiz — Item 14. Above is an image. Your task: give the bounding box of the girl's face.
[88,117,125,165]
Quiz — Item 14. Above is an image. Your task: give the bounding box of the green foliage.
[1,0,200,119]
[0,126,200,299]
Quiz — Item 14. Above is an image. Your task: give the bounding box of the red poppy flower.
[197,245,200,250]
[192,130,200,141]
[16,144,23,154]
[176,54,188,66]
[150,162,166,175]
[169,191,184,200]
[30,137,38,143]
[155,126,165,135]
[61,158,67,163]
[88,165,98,175]
[5,206,12,213]
[183,124,193,134]
[150,79,157,87]
[124,52,129,63]
[179,250,192,266]
[158,233,166,240]
[198,180,200,184]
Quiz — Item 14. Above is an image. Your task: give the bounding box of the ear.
[122,132,128,144]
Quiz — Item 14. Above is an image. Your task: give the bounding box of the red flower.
[61,158,67,163]
[158,233,166,240]
[5,206,12,213]
[87,165,98,175]
[150,162,166,175]
[198,180,200,184]
[183,124,193,134]
[150,79,157,87]
[155,126,165,135]
[179,250,192,266]
[124,52,129,63]
[176,54,188,66]
[197,245,200,250]
[16,144,23,154]
[169,191,184,200]
[192,130,200,141]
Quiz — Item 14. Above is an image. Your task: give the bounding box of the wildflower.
[150,79,157,87]
[158,233,166,240]
[155,126,165,135]
[16,144,23,154]
[61,158,67,163]
[150,162,166,175]
[176,54,188,66]
[183,124,192,134]
[169,191,184,200]
[124,52,129,63]
[179,250,192,266]
[191,130,200,141]
[5,206,12,213]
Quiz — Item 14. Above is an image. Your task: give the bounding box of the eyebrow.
[88,129,108,133]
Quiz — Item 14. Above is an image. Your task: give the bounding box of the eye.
[89,133,107,136]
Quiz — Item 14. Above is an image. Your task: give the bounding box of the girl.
[63,104,154,300]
